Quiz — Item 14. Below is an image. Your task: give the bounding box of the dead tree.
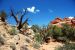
[10,8,29,30]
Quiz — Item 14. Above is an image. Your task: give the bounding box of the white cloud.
[27,6,35,13]
[68,16,74,19]
[24,6,40,13]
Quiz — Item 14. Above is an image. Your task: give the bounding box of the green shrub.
[23,23,28,30]
[34,33,43,44]
[62,24,75,41]
[31,25,41,33]
[53,26,63,36]
[9,27,18,35]
[39,25,51,43]
[33,42,40,49]
[48,25,64,40]
[48,24,75,42]
[33,23,75,43]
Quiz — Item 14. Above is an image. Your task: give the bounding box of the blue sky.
[0,0,75,26]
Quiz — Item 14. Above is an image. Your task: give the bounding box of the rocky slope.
[0,20,37,50]
[0,20,64,50]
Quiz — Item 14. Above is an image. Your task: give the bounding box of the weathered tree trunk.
[10,8,29,30]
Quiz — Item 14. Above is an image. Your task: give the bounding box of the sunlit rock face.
[51,18,62,24]
[71,18,75,25]
[64,18,71,21]
[51,17,63,27]
[51,17,75,27]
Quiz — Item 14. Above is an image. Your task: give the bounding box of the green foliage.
[52,26,63,36]
[33,23,75,43]
[23,23,28,30]
[34,25,52,43]
[39,25,51,43]
[33,42,40,49]
[62,24,75,41]
[47,24,75,42]
[55,43,75,50]
[31,25,41,33]
[46,25,54,37]
[9,27,18,35]
[34,33,43,44]
[0,35,5,46]
[48,25,64,40]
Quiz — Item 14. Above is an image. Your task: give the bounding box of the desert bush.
[38,25,51,43]
[34,31,49,44]
[33,42,40,49]
[55,43,75,50]
[31,25,41,33]
[31,25,44,44]
[52,26,63,37]
[48,25,64,39]
[9,27,18,35]
[62,24,75,41]
[47,24,75,42]
[33,23,75,43]
[0,35,5,46]
[23,23,28,30]
[46,25,69,43]
[34,33,43,44]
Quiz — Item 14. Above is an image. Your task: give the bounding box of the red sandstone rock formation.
[64,17,71,21]
[71,18,75,26]
[51,18,62,24]
[51,17,75,27]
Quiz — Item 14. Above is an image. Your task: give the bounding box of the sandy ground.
[40,42,64,50]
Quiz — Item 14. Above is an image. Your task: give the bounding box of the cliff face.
[51,17,75,27]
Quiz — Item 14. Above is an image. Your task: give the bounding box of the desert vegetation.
[0,9,75,50]
[35,23,75,41]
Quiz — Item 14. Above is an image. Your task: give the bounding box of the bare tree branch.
[10,9,19,24]
[19,9,27,25]
[22,17,29,26]
[10,8,29,30]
